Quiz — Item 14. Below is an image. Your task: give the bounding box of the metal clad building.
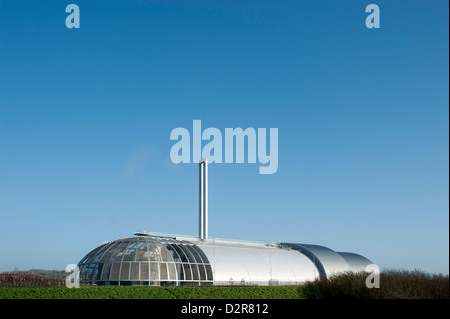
[77,160,373,286]
[196,240,320,286]
[78,235,372,286]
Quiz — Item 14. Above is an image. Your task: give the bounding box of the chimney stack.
[199,158,208,239]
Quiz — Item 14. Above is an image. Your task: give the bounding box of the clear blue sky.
[0,0,448,274]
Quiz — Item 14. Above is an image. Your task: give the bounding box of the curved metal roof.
[196,241,320,285]
[280,243,358,278]
[337,252,373,272]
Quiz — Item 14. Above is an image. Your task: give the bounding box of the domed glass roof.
[78,236,213,286]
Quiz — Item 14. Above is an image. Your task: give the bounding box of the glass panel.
[90,248,107,263]
[179,245,196,263]
[160,246,173,262]
[198,264,206,281]
[140,262,149,280]
[148,244,163,262]
[80,267,85,281]
[123,242,138,261]
[135,242,149,261]
[205,264,213,281]
[176,263,184,280]
[120,263,130,280]
[78,264,85,280]
[159,263,168,280]
[191,245,210,264]
[85,264,95,282]
[110,241,129,261]
[130,263,140,280]
[166,244,182,262]
[183,264,192,280]
[173,245,189,262]
[99,242,120,262]
[101,263,112,281]
[78,265,85,281]
[167,263,177,280]
[150,263,159,281]
[110,263,121,281]
[186,245,204,263]
[190,264,199,280]
[92,263,104,281]
[80,245,104,263]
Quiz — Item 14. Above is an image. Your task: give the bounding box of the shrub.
[0,273,63,288]
[302,270,449,299]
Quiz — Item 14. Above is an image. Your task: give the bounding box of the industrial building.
[78,159,373,286]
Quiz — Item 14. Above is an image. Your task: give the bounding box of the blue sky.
[0,0,448,274]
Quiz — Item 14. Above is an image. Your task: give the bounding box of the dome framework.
[78,237,213,286]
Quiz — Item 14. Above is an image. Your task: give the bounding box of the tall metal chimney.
[199,160,204,239]
[199,158,208,240]
[204,158,208,239]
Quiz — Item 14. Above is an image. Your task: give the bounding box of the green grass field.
[0,286,307,299]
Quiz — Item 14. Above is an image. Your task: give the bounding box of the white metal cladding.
[196,242,320,285]
[79,234,374,286]
[337,252,373,272]
[281,243,349,278]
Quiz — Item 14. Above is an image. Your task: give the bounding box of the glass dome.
[78,237,213,286]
